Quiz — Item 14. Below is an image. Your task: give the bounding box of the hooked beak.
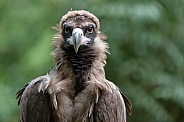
[71,28,91,53]
[72,28,83,53]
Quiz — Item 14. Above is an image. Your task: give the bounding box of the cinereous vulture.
[17,10,132,122]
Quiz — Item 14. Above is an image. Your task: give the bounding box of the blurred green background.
[0,0,184,122]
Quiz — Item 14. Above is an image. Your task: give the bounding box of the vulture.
[16,10,132,122]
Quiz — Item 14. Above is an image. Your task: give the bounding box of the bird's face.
[61,16,97,53]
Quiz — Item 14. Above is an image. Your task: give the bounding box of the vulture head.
[60,10,100,53]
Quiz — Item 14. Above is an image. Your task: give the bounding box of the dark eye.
[64,27,70,33]
[87,26,94,34]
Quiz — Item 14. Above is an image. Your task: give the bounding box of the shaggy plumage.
[17,10,132,122]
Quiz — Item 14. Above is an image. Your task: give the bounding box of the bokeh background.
[0,0,184,122]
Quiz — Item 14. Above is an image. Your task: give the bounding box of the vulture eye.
[64,27,70,33]
[87,26,94,34]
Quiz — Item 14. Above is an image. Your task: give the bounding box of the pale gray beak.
[71,28,91,53]
[72,28,83,53]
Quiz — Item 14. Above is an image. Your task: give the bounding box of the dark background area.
[0,0,184,122]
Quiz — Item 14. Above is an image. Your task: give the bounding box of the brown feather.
[17,10,132,122]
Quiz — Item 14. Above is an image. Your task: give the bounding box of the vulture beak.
[72,28,91,53]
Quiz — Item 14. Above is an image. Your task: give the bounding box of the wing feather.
[16,75,55,122]
[120,90,132,116]
[94,81,132,122]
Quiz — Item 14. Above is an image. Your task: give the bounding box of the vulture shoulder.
[16,74,55,122]
[94,80,132,122]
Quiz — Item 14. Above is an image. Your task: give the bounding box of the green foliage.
[0,0,184,121]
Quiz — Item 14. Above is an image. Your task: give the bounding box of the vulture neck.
[63,47,99,93]
[53,33,108,94]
